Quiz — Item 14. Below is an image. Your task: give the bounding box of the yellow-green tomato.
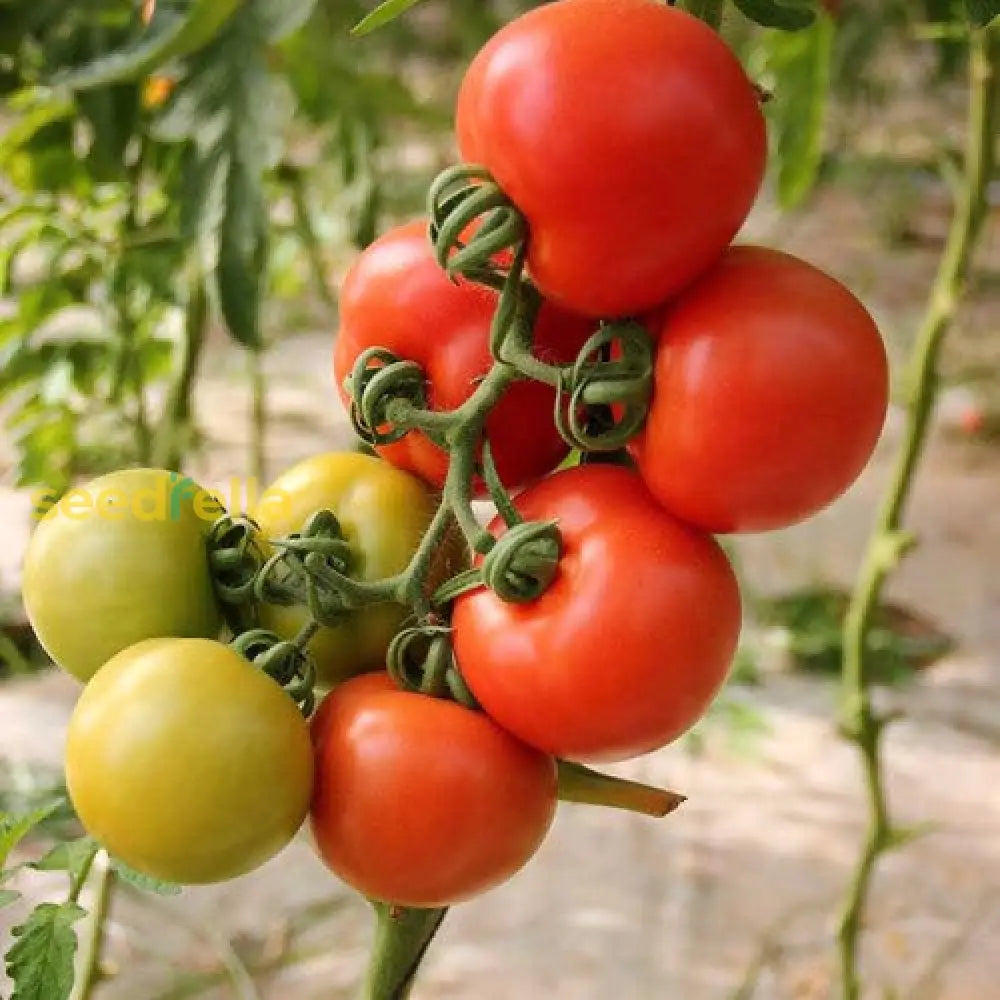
[22,468,224,682]
[65,638,314,884]
[253,452,465,684]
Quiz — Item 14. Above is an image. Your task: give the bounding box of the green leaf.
[0,804,59,870]
[256,0,320,41]
[29,838,97,879]
[763,13,834,208]
[0,888,20,908]
[53,0,243,91]
[352,0,425,37]
[965,0,999,25]
[155,1,294,348]
[887,821,939,850]
[0,90,75,170]
[111,859,181,896]
[4,902,86,1000]
[733,0,816,30]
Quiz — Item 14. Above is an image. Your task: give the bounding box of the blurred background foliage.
[0,0,990,495]
[0,0,994,679]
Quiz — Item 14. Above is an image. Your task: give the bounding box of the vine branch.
[836,22,1000,1000]
[69,856,115,1000]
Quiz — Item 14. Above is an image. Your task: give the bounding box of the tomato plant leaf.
[965,0,999,25]
[29,838,98,879]
[0,888,20,908]
[0,804,59,870]
[255,0,320,41]
[153,0,298,348]
[4,902,86,1000]
[887,821,940,850]
[53,0,242,91]
[111,859,181,896]
[732,0,817,30]
[0,90,75,170]
[760,12,834,208]
[352,0,425,37]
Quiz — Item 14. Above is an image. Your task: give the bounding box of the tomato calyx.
[206,514,266,636]
[553,321,655,452]
[428,163,527,284]
[344,347,437,448]
[386,624,479,708]
[230,628,318,716]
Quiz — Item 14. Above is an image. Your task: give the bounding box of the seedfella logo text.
[32,475,290,522]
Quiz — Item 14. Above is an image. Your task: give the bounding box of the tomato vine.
[3,2,997,1000]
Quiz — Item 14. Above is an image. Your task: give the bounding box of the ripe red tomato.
[451,466,741,762]
[456,0,766,318]
[630,246,889,533]
[334,220,593,491]
[310,673,557,906]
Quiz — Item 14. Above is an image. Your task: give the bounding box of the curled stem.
[836,23,999,1000]
[557,762,686,818]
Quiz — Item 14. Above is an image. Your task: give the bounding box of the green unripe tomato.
[65,638,314,884]
[22,468,224,682]
[252,452,466,684]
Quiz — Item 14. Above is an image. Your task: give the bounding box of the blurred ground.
[1,183,1000,999]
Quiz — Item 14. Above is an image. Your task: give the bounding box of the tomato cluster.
[22,0,887,944]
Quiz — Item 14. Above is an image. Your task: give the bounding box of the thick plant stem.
[680,0,725,28]
[836,24,999,1000]
[362,904,447,1000]
[70,859,115,1000]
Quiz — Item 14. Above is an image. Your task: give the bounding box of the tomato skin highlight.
[253,452,466,685]
[23,468,223,683]
[333,220,593,491]
[309,674,557,907]
[65,638,314,885]
[631,246,890,533]
[456,0,766,318]
[452,466,741,763]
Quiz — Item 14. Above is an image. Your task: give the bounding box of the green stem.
[361,904,447,1000]
[284,164,336,310]
[680,0,725,28]
[249,346,267,485]
[395,497,459,608]
[836,24,999,1000]
[68,843,100,904]
[480,439,522,528]
[110,138,151,460]
[69,858,115,1000]
[500,340,563,388]
[155,268,207,470]
[557,762,686,818]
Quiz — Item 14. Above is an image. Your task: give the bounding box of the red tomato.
[456,0,766,318]
[451,466,741,762]
[630,246,889,533]
[309,673,557,907]
[334,220,593,490]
